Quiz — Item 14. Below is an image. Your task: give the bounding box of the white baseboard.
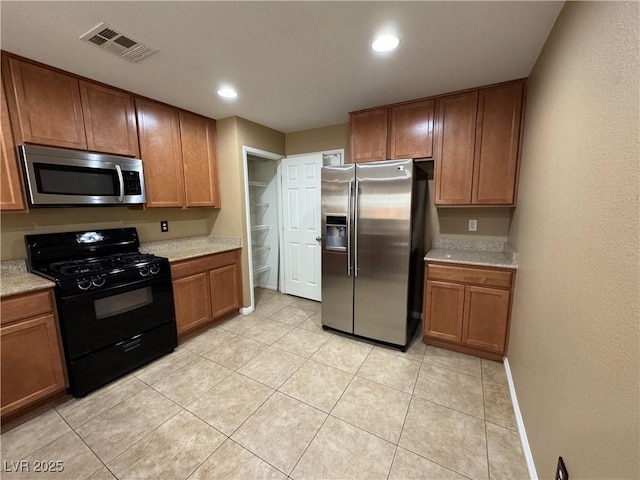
[239,306,254,315]
[503,357,538,480]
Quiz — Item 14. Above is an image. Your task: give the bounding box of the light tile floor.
[1,288,528,480]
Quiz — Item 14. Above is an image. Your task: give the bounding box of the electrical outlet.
[555,457,568,480]
[468,219,478,232]
[160,221,169,233]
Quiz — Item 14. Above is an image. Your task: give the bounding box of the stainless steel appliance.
[20,145,146,206]
[321,159,427,350]
[25,228,176,397]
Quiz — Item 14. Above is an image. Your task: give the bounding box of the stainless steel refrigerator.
[321,159,428,350]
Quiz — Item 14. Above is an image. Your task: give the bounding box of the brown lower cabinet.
[171,249,242,340]
[423,262,515,360]
[1,289,67,417]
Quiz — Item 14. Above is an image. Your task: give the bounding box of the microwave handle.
[115,165,125,202]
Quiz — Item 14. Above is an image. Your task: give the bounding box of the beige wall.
[285,122,350,160]
[507,2,639,479]
[1,207,212,260]
[427,180,511,243]
[210,116,285,307]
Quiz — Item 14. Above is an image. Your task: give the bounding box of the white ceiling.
[0,1,563,133]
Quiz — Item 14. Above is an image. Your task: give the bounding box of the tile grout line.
[400,356,479,480]
[422,358,483,380]
[54,413,109,479]
[482,360,491,480]
[387,358,424,480]
[97,395,185,470]
[179,436,229,480]
[287,351,365,478]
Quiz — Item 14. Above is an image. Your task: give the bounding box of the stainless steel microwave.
[20,145,146,206]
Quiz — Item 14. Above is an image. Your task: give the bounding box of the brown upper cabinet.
[350,99,435,163]
[79,80,139,157]
[435,80,525,206]
[179,111,221,207]
[350,108,388,163]
[349,79,524,206]
[434,91,478,205]
[2,55,140,157]
[1,74,26,211]
[136,98,220,208]
[2,56,87,150]
[389,99,435,160]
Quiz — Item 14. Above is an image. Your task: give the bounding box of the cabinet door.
[179,111,221,207]
[462,285,510,353]
[136,98,185,207]
[1,314,66,416]
[1,75,25,211]
[434,91,478,205]
[472,81,524,205]
[350,108,388,163]
[389,99,435,160]
[80,80,139,157]
[424,280,465,342]
[3,57,87,149]
[209,264,239,320]
[172,273,211,335]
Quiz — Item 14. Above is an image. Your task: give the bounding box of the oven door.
[57,275,176,360]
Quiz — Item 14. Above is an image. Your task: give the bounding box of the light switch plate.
[468,219,478,232]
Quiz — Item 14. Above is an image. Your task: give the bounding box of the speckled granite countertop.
[140,235,242,262]
[0,235,242,298]
[425,239,518,270]
[1,260,55,298]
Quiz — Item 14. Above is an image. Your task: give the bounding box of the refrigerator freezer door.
[354,159,413,346]
[321,164,355,333]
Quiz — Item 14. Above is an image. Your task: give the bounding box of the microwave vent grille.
[79,22,158,63]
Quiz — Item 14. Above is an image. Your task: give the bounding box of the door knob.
[316,236,322,241]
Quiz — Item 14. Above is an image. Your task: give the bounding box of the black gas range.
[25,228,177,397]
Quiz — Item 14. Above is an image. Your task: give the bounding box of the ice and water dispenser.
[325,215,347,251]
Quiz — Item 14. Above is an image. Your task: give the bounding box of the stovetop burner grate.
[50,259,106,276]
[48,252,161,277]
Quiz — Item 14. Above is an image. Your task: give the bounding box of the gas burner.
[107,252,156,267]
[50,259,106,276]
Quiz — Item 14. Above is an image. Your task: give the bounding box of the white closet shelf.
[253,265,271,275]
[248,181,268,188]
[251,202,270,209]
[252,246,271,254]
[251,225,269,233]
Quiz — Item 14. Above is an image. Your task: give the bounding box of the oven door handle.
[115,165,125,203]
[120,335,142,352]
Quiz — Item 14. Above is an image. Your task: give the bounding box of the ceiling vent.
[79,22,158,63]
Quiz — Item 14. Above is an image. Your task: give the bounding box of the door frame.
[241,146,284,315]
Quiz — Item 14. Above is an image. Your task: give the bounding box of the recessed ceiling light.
[217,87,238,98]
[372,35,400,52]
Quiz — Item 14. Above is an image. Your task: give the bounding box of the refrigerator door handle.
[354,179,359,277]
[347,179,353,276]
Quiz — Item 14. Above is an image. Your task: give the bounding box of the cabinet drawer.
[1,290,54,326]
[427,264,512,289]
[171,250,237,279]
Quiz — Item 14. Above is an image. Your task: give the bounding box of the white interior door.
[281,153,322,301]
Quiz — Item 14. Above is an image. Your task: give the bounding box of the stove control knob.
[91,276,105,288]
[149,264,160,275]
[77,278,92,291]
[139,266,150,277]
